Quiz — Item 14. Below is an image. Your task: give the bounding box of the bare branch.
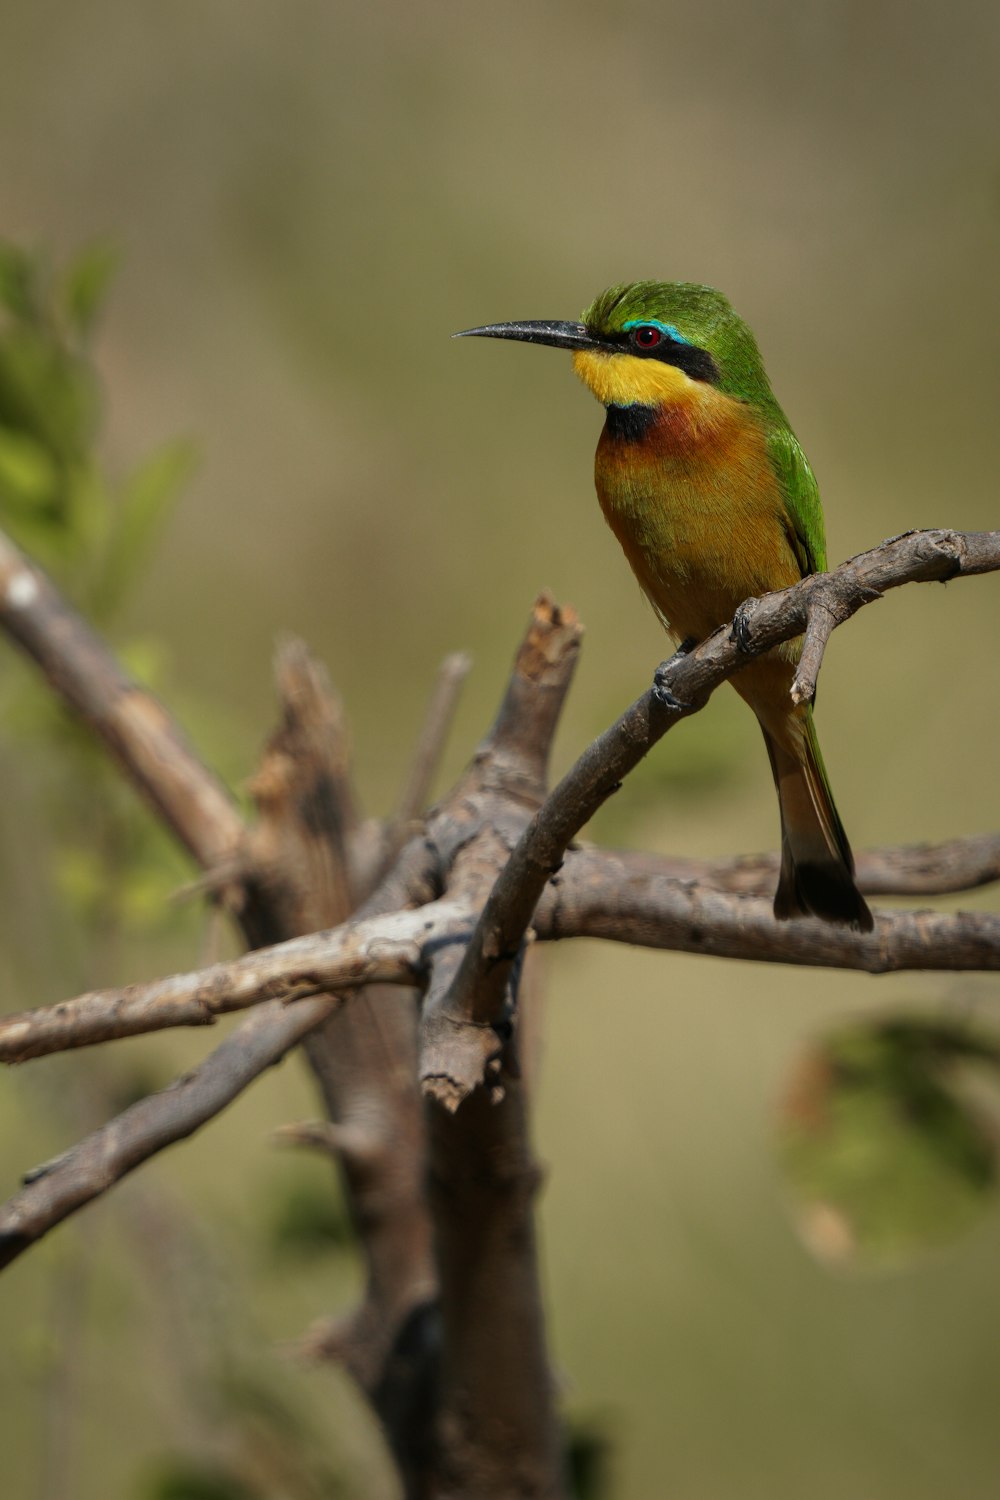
[539,853,1000,971]
[0,900,467,1062]
[419,596,583,1105]
[428,528,1000,1103]
[393,650,472,828]
[426,1076,564,1499]
[8,834,1000,1068]
[0,829,442,1266]
[571,831,1000,900]
[252,642,441,1486]
[0,528,244,875]
[0,993,338,1270]
[272,1119,384,1166]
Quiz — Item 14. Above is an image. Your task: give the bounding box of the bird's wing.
[766,425,827,577]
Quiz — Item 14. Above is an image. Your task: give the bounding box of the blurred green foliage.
[777,1017,1000,1270]
[142,1462,263,1500]
[264,1169,354,1262]
[0,238,195,613]
[0,240,198,941]
[565,1412,615,1500]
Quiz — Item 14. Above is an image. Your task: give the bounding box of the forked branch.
[427,528,1000,1102]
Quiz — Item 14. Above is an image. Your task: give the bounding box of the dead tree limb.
[421,527,1000,1105]
[537,855,1000,971]
[416,598,581,1499]
[1,523,998,1496]
[0,992,338,1270]
[580,833,1000,899]
[0,836,440,1268]
[0,898,465,1061]
[0,529,244,878]
[250,643,439,1494]
[393,650,473,830]
[7,880,998,1066]
[418,595,583,1105]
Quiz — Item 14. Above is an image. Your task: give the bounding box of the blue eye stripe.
[622,318,689,345]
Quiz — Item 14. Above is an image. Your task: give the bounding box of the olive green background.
[1,2,999,1496]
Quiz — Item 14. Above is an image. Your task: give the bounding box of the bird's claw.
[652,660,692,713]
[731,599,760,653]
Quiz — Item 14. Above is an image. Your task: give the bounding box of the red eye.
[633,324,662,349]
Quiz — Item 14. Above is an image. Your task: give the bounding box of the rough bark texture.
[2,525,999,1498]
[249,643,438,1491]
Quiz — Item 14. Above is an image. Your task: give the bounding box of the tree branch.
[538,854,1000,971]
[427,528,1000,1103]
[568,831,1000,900]
[393,650,472,829]
[0,897,467,1062]
[0,528,244,876]
[0,993,337,1270]
[0,832,441,1268]
[418,595,583,1105]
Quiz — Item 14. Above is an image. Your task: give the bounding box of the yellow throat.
[572,348,699,408]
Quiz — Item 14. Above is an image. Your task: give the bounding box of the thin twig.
[427,528,1000,1102]
[393,651,472,827]
[0,994,337,1270]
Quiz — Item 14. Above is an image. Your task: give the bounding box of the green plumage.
[456,280,873,929]
[583,281,828,577]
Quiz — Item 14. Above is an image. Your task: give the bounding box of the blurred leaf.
[777,1017,1000,1271]
[91,439,197,620]
[566,1412,615,1500]
[61,242,118,340]
[108,1062,172,1114]
[0,239,40,320]
[265,1176,354,1261]
[0,424,59,507]
[0,326,99,460]
[141,1457,262,1500]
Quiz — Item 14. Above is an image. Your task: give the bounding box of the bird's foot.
[731,598,762,653]
[651,643,696,712]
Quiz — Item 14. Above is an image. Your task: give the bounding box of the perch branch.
[8,882,996,1067]
[430,528,1000,1104]
[570,831,1000,900]
[538,856,1000,971]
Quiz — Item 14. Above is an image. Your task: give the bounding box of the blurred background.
[1,1,999,1496]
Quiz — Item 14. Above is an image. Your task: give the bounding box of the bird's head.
[455,281,775,412]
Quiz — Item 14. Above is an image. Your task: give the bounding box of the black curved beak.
[452,319,608,352]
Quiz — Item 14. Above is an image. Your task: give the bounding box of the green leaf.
[565,1413,615,1500]
[777,1017,1000,1271]
[91,439,197,620]
[140,1458,262,1500]
[265,1176,354,1261]
[0,424,59,509]
[0,327,99,460]
[0,240,40,321]
[61,242,118,341]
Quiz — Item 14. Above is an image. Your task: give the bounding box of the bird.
[455,281,873,931]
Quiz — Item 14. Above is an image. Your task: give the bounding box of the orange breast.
[594,392,801,643]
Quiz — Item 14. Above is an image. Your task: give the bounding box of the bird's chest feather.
[594,397,799,640]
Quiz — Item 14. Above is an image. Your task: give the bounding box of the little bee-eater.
[456,281,873,930]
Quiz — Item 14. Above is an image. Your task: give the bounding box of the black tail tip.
[774,861,875,933]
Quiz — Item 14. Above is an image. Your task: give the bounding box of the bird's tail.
[761,708,873,932]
